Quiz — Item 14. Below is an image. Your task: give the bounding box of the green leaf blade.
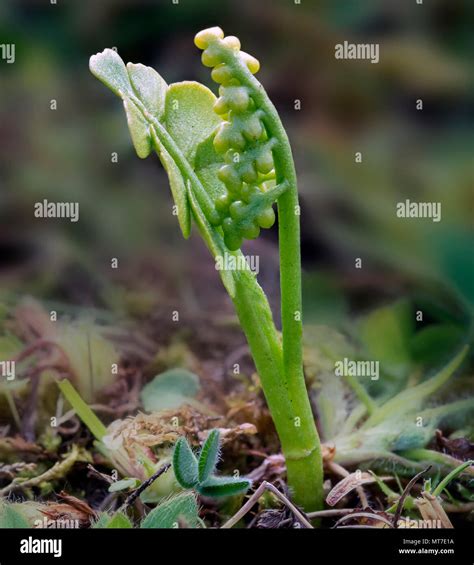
[108,478,140,493]
[105,512,133,529]
[198,429,220,483]
[150,128,192,238]
[173,436,199,489]
[126,62,167,119]
[197,475,251,498]
[140,368,200,412]
[0,504,30,528]
[164,81,222,163]
[123,99,152,159]
[57,379,107,441]
[141,492,199,528]
[89,49,133,99]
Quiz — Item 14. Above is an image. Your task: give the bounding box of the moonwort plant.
[90,27,323,511]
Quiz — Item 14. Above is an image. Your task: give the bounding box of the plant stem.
[232,269,322,512]
[211,49,324,511]
[57,379,107,441]
[432,460,474,496]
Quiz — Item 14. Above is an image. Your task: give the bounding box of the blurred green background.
[0,0,473,334]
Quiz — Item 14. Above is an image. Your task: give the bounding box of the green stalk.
[57,379,107,441]
[432,460,474,496]
[231,270,322,511]
[216,51,323,511]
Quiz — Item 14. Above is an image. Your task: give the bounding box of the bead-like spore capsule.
[211,64,233,85]
[257,207,276,229]
[196,27,278,250]
[221,36,241,51]
[215,193,232,215]
[241,184,260,203]
[229,200,247,221]
[224,86,250,113]
[240,222,260,240]
[255,150,274,174]
[213,96,229,115]
[194,27,224,49]
[239,161,258,184]
[240,51,260,74]
[217,165,243,193]
[201,44,223,68]
[241,114,264,141]
[214,123,246,153]
[222,218,242,251]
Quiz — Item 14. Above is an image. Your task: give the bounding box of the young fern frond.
[194,27,283,250]
[90,27,323,512]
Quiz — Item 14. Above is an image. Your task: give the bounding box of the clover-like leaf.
[90,48,134,98]
[197,475,251,497]
[141,492,199,529]
[0,503,30,528]
[164,81,222,163]
[103,512,133,529]
[140,368,201,412]
[198,429,221,483]
[123,63,168,159]
[90,50,192,238]
[173,436,199,489]
[108,477,140,493]
[127,62,167,119]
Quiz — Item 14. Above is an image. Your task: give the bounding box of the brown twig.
[221,481,313,529]
[326,460,369,507]
[306,508,355,519]
[334,511,393,528]
[87,464,114,485]
[393,465,431,527]
[119,462,171,511]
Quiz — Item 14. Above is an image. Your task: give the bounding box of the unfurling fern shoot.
[90,27,323,512]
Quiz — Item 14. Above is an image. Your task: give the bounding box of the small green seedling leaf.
[108,477,140,493]
[140,368,201,411]
[91,513,112,528]
[197,475,251,498]
[0,504,30,528]
[198,429,220,482]
[164,81,222,164]
[359,300,414,377]
[365,345,469,427]
[141,492,199,528]
[173,436,199,489]
[104,512,133,529]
